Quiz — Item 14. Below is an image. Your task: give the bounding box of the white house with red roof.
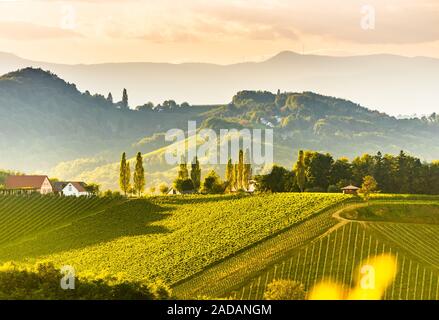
[62,182,91,197]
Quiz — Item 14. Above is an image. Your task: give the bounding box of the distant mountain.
[0,51,439,115]
[1,68,438,189]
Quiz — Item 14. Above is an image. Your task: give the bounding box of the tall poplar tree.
[119,152,130,196]
[122,88,129,109]
[178,161,189,180]
[238,149,244,190]
[191,157,201,192]
[125,160,131,195]
[234,164,239,191]
[243,150,252,190]
[294,150,306,192]
[133,152,145,197]
[107,92,113,103]
[226,158,234,192]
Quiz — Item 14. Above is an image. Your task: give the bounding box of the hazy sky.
[0,0,438,64]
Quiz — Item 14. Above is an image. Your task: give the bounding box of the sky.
[0,0,438,64]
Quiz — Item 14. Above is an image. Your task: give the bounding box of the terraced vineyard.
[0,193,349,286]
[1,193,438,300]
[0,195,122,246]
[173,205,346,298]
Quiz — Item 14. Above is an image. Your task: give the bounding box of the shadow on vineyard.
[0,199,171,261]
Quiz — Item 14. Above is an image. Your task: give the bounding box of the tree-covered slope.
[1,68,438,186]
[0,68,217,172]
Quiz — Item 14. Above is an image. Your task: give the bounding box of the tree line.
[257,150,439,194]
[119,152,145,196]
[172,150,253,194]
[119,149,439,196]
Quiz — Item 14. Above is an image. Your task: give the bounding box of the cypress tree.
[107,92,113,103]
[122,88,129,109]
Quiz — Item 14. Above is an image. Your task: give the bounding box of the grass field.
[0,193,438,300]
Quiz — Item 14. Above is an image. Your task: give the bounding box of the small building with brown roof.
[341,185,360,195]
[5,175,53,194]
[52,181,68,194]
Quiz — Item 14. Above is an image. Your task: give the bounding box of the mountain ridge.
[1,51,439,115]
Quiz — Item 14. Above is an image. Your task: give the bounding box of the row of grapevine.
[232,222,439,300]
[0,193,349,286]
[173,203,347,298]
[367,222,439,268]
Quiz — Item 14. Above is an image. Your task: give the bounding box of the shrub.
[0,262,172,300]
[159,184,170,194]
[327,185,340,193]
[202,171,225,194]
[174,178,194,193]
[305,187,326,193]
[263,279,306,300]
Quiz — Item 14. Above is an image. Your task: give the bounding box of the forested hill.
[203,90,439,166]
[0,68,213,171]
[212,90,438,134]
[0,68,438,183]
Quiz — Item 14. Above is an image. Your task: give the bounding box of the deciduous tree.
[360,175,379,201]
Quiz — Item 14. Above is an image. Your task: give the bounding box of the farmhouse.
[62,182,91,197]
[4,175,53,194]
[341,185,360,195]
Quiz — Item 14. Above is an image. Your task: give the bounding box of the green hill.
[0,193,347,285]
[0,68,217,172]
[1,193,439,300]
